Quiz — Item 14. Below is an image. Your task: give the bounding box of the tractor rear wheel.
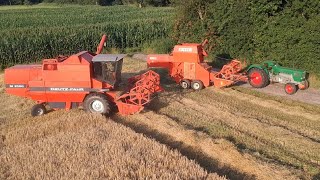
[248,68,270,88]
[284,83,297,95]
[31,104,46,117]
[191,80,204,90]
[300,80,309,90]
[180,79,191,89]
[84,94,110,115]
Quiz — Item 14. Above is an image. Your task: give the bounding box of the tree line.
[0,0,170,6]
[172,0,320,74]
[1,0,319,74]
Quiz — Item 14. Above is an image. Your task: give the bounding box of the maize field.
[0,5,174,69]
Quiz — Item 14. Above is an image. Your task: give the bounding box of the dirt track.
[241,83,320,105]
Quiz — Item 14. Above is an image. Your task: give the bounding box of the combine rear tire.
[84,94,110,115]
[300,80,309,90]
[285,83,297,95]
[248,68,269,88]
[31,104,46,117]
[191,80,204,90]
[180,79,191,89]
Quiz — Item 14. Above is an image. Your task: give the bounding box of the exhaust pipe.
[96,34,107,54]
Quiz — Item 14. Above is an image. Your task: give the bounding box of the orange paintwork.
[147,41,247,88]
[5,51,109,107]
[4,35,162,115]
[116,70,163,115]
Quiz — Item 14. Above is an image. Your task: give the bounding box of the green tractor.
[247,61,309,95]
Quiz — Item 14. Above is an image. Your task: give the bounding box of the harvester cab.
[92,54,124,88]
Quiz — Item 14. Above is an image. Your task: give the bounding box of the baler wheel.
[31,104,46,117]
[180,80,191,89]
[191,80,204,90]
[300,80,309,90]
[285,83,297,95]
[248,68,269,88]
[84,94,110,115]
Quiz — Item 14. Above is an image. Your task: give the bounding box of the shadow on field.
[112,70,256,180]
[313,173,320,180]
[111,114,256,180]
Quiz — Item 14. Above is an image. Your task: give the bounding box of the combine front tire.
[180,79,191,89]
[31,104,46,117]
[191,80,204,90]
[248,68,269,88]
[84,94,110,115]
[285,83,297,95]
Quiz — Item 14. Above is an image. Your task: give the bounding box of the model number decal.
[49,87,85,92]
[178,48,192,52]
[6,84,26,88]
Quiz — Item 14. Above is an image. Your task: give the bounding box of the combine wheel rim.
[180,80,191,89]
[91,100,104,112]
[191,80,204,90]
[31,104,46,117]
[84,94,110,115]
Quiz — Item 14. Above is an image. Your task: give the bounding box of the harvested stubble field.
[0,73,224,179]
[1,57,320,180]
[119,58,320,179]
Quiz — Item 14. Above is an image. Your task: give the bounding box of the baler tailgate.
[116,70,163,115]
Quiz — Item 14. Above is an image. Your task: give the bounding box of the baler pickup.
[211,60,248,88]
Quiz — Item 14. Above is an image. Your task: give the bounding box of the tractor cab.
[92,54,125,87]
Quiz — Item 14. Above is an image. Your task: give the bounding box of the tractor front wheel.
[299,80,309,90]
[84,94,110,115]
[285,83,298,95]
[248,68,270,88]
[31,104,46,117]
[191,80,204,91]
[180,79,191,89]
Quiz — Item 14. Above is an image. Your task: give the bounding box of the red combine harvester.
[5,35,162,116]
[147,40,247,90]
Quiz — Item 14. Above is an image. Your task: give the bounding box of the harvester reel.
[116,70,163,115]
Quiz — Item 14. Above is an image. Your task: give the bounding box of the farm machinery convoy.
[4,35,309,116]
[147,40,309,94]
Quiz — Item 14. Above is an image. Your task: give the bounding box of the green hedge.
[172,0,320,75]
